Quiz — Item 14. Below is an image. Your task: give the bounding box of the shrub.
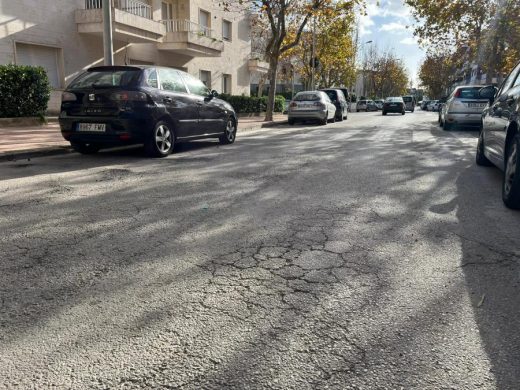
[0,64,51,118]
[219,94,285,113]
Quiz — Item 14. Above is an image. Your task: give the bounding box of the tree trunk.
[265,55,279,122]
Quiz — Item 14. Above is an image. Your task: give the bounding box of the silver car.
[439,85,489,130]
[288,91,336,125]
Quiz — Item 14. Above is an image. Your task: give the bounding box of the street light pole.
[103,0,114,66]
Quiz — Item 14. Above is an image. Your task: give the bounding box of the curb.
[0,120,288,161]
[239,120,288,133]
[0,146,72,162]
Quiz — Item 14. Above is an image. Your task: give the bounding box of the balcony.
[76,0,165,43]
[158,19,224,57]
[248,53,269,74]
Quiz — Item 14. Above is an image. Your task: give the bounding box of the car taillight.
[454,89,461,98]
[61,92,77,102]
[110,91,148,101]
[289,102,297,108]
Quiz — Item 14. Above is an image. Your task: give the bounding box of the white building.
[0,0,265,113]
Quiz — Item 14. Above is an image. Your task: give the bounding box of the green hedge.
[0,64,51,118]
[219,94,285,113]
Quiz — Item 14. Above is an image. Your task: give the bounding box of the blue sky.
[357,0,425,87]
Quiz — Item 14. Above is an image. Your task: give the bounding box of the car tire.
[145,121,174,158]
[382,111,387,116]
[219,117,237,145]
[336,110,344,122]
[288,118,295,125]
[329,113,336,123]
[356,109,359,112]
[476,130,493,167]
[502,132,520,208]
[443,121,452,131]
[320,113,328,125]
[401,111,405,115]
[70,141,100,155]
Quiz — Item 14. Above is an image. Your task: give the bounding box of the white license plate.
[295,104,315,110]
[468,103,486,108]
[78,123,106,132]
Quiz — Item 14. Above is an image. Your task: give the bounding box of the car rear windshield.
[68,69,141,89]
[323,90,337,100]
[358,100,367,104]
[457,87,481,99]
[294,93,320,101]
[402,96,412,102]
[386,97,403,102]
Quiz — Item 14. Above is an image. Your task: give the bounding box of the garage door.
[16,43,61,88]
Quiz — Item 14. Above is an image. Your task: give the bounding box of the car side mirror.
[479,85,497,103]
[211,90,219,98]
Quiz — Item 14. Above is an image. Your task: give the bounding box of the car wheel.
[382,111,387,116]
[401,111,405,115]
[70,141,100,155]
[145,121,174,158]
[503,132,520,209]
[219,118,237,145]
[476,129,493,167]
[443,121,452,131]
[329,113,336,123]
[320,112,328,125]
[336,110,344,122]
[356,109,359,112]
[288,118,295,125]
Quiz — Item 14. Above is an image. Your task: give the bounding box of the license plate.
[296,104,314,110]
[78,123,106,132]
[468,103,486,108]
[390,104,396,106]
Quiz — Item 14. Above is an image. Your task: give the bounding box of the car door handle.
[163,97,173,103]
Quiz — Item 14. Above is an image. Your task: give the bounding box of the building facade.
[0,0,257,113]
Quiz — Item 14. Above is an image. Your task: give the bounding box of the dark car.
[421,100,431,110]
[59,66,237,157]
[476,61,520,208]
[334,87,351,111]
[382,97,405,115]
[320,88,348,121]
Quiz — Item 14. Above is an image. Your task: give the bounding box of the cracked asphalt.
[1,111,519,389]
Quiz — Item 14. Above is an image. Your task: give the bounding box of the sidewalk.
[0,115,287,159]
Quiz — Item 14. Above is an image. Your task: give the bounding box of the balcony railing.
[163,19,214,38]
[85,0,152,20]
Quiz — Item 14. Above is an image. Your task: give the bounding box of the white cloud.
[400,37,417,45]
[379,22,407,32]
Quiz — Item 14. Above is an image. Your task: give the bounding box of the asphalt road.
[1,111,519,389]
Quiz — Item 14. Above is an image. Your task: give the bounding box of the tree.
[229,0,364,121]
[362,45,408,98]
[418,54,457,98]
[405,0,520,81]
[281,2,357,90]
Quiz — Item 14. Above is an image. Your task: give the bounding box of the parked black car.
[319,88,348,121]
[59,66,238,157]
[382,97,405,115]
[476,61,520,208]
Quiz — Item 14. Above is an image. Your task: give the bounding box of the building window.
[200,70,211,88]
[199,9,211,36]
[16,42,62,89]
[222,20,232,41]
[222,74,232,94]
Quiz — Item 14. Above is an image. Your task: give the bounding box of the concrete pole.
[310,16,316,90]
[103,0,114,66]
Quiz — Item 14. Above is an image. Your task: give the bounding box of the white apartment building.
[0,0,265,113]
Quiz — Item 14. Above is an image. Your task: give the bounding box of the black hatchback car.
[319,88,348,121]
[476,61,520,208]
[59,66,238,157]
